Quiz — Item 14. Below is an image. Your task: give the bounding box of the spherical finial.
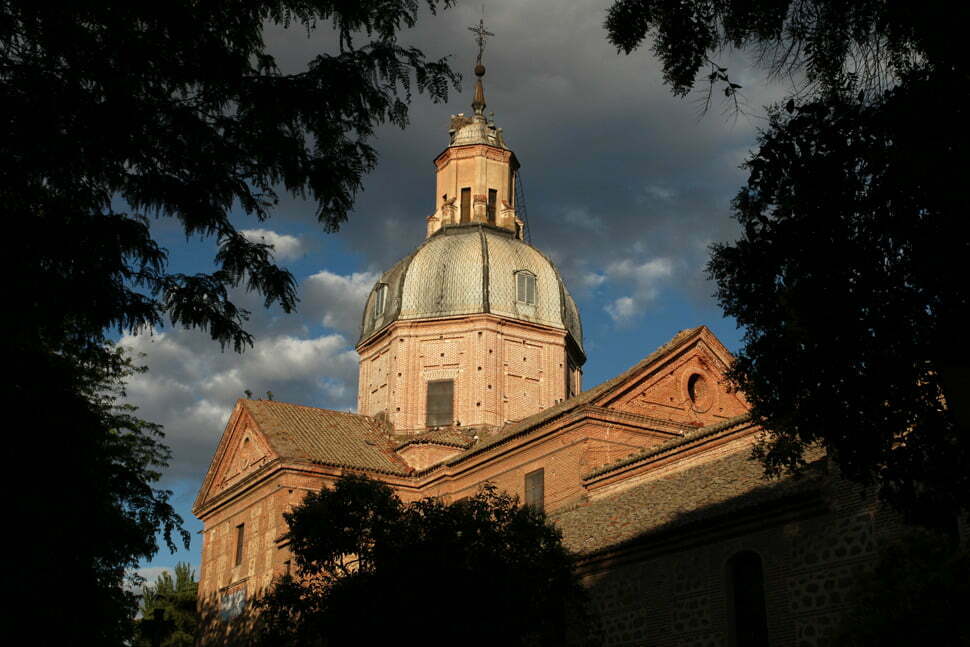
[474,64,486,78]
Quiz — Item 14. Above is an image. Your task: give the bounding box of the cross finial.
[468,10,494,67]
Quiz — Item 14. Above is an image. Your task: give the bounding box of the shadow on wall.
[196,594,259,647]
[568,460,970,647]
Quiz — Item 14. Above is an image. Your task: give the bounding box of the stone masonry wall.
[577,476,908,647]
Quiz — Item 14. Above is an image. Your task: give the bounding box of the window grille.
[234,523,245,566]
[425,379,454,427]
[516,271,536,305]
[460,187,471,223]
[525,468,545,510]
[373,284,387,318]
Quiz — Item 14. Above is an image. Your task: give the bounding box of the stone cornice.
[583,413,754,482]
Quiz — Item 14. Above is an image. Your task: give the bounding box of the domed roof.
[358,224,583,355]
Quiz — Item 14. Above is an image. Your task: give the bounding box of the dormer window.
[373,284,388,318]
[515,271,536,305]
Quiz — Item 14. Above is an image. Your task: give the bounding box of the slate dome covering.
[358,224,583,353]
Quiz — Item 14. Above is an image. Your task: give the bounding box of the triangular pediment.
[194,400,280,512]
[594,327,749,426]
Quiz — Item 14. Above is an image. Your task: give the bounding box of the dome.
[358,224,583,354]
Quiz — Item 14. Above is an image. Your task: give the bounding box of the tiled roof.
[357,224,584,353]
[439,326,704,467]
[551,446,824,555]
[241,400,409,475]
[235,327,711,477]
[583,413,753,480]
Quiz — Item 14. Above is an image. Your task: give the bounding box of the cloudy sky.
[129,0,790,581]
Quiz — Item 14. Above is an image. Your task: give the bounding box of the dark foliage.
[1,2,457,644]
[13,344,188,646]
[605,0,960,105]
[605,0,970,524]
[135,563,200,647]
[834,530,970,646]
[252,476,589,647]
[2,0,458,355]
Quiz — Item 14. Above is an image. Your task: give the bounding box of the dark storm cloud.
[128,2,793,485]
[263,0,789,314]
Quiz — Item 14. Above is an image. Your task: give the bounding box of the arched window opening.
[516,271,536,305]
[373,284,388,318]
[726,551,770,647]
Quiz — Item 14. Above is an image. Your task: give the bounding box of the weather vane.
[467,8,494,67]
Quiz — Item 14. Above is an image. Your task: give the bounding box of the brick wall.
[357,315,577,433]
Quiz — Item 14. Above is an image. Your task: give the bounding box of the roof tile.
[552,445,823,555]
[241,400,409,475]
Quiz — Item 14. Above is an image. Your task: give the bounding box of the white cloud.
[581,272,607,289]
[241,228,308,261]
[643,184,677,201]
[606,257,674,287]
[606,296,637,322]
[120,269,370,484]
[598,257,676,322]
[302,270,379,335]
[122,328,359,483]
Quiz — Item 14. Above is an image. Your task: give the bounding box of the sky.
[126,0,790,583]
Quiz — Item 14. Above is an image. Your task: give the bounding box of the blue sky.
[126,0,789,583]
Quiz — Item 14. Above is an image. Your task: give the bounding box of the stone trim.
[582,413,753,481]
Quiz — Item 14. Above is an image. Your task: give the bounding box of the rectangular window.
[460,187,471,223]
[487,188,497,224]
[507,170,514,209]
[425,379,454,427]
[566,359,576,399]
[516,272,536,305]
[234,523,245,566]
[525,468,545,510]
[374,284,387,318]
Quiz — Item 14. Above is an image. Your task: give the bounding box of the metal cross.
[468,13,494,66]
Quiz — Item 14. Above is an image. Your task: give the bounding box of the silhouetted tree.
[14,344,187,646]
[254,475,588,647]
[1,2,457,644]
[605,0,970,525]
[136,563,200,647]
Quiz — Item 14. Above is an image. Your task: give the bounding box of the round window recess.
[687,373,714,412]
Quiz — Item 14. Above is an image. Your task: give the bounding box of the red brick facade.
[194,324,940,646]
[357,314,582,432]
[192,82,933,644]
[194,327,748,607]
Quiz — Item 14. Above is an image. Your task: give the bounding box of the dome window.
[516,271,536,305]
[373,284,388,318]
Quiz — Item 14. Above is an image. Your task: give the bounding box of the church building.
[194,50,915,647]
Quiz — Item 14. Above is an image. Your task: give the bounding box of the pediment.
[396,443,464,471]
[194,401,279,512]
[595,328,748,427]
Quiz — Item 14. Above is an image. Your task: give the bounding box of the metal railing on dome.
[513,169,533,244]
